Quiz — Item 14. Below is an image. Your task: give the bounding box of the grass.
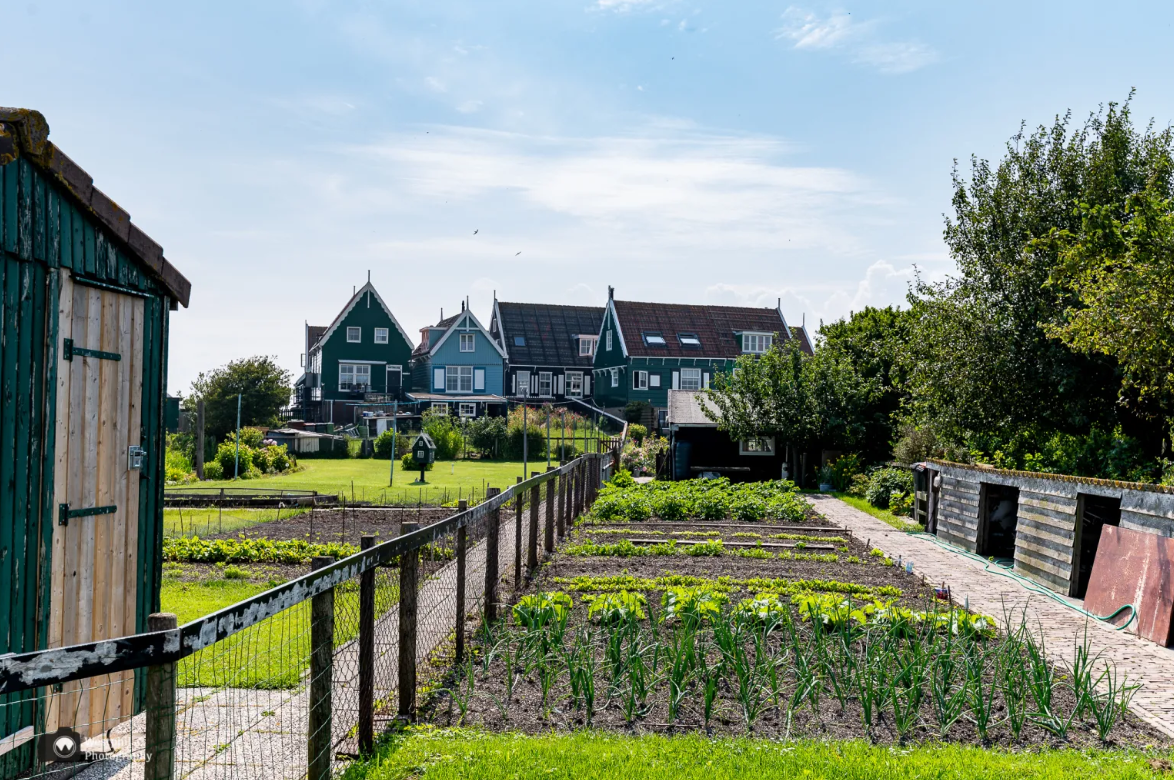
[161,571,398,688]
[835,493,923,533]
[344,729,1171,780]
[163,507,308,538]
[166,458,541,504]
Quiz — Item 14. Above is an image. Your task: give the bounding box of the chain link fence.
[0,450,618,780]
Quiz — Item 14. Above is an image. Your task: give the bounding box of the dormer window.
[678,333,700,347]
[579,336,598,356]
[642,332,666,346]
[347,327,361,343]
[742,332,772,354]
[514,336,526,347]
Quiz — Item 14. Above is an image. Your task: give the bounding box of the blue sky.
[7,1,1174,393]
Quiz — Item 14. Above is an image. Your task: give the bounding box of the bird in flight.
[515,251,521,256]
[473,229,479,235]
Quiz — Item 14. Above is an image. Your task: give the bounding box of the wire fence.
[0,448,619,780]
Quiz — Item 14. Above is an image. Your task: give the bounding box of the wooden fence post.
[358,536,375,755]
[514,476,523,596]
[398,523,419,721]
[484,488,500,624]
[145,613,177,780]
[455,500,468,663]
[308,556,335,780]
[528,473,540,573]
[544,470,556,554]
[194,400,205,480]
[557,462,567,539]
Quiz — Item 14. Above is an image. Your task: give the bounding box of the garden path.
[810,494,1174,738]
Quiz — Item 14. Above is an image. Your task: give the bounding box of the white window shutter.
[474,368,485,391]
[584,375,591,395]
[511,373,516,394]
[557,375,564,395]
[703,372,710,389]
[433,368,445,390]
[672,371,680,390]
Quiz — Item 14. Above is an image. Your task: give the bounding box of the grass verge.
[834,493,923,533]
[344,729,1170,780]
[163,506,308,538]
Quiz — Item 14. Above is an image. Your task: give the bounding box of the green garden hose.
[909,532,1138,631]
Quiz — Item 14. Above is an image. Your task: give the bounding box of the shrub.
[623,496,652,521]
[846,472,871,498]
[422,408,463,459]
[864,467,913,509]
[374,430,412,459]
[652,493,689,521]
[203,460,224,480]
[765,493,808,523]
[695,492,728,521]
[889,490,914,516]
[253,446,275,474]
[269,444,291,472]
[225,427,266,449]
[464,415,507,457]
[623,400,652,424]
[215,441,253,478]
[504,425,546,460]
[401,452,434,472]
[628,424,648,445]
[828,454,863,492]
[730,495,767,522]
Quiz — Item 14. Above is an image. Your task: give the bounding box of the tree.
[903,95,1172,461]
[187,356,291,443]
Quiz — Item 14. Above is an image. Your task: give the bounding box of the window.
[339,363,370,391]
[649,373,661,388]
[579,336,598,356]
[446,365,474,393]
[538,371,553,397]
[605,330,613,351]
[431,402,449,414]
[642,332,666,346]
[566,372,583,397]
[742,332,773,354]
[460,333,476,352]
[459,402,477,418]
[516,370,531,396]
[610,368,619,387]
[740,436,776,456]
[514,336,526,347]
[680,368,702,391]
[633,370,648,390]
[347,327,361,343]
[374,328,389,344]
[474,368,485,391]
[678,333,701,347]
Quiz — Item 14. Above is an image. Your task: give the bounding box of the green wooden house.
[295,280,415,424]
[0,108,191,767]
[591,287,812,429]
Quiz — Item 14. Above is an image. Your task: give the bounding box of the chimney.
[608,285,614,300]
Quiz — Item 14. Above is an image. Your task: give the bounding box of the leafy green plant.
[652,493,689,521]
[660,587,726,629]
[685,538,723,556]
[585,591,647,624]
[512,592,572,631]
[163,536,358,564]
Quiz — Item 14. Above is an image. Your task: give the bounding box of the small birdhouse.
[412,432,436,465]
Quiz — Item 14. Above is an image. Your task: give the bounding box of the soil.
[419,506,1171,750]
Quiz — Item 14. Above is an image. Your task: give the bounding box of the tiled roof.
[0,108,191,306]
[496,302,603,367]
[612,300,807,358]
[667,390,720,426]
[790,326,814,355]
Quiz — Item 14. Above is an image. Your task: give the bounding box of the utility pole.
[233,393,242,479]
[389,399,398,487]
[522,395,529,477]
[195,399,205,480]
[546,408,551,470]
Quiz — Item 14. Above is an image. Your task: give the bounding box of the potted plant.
[818,465,835,493]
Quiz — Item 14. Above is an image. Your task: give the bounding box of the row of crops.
[590,475,812,523]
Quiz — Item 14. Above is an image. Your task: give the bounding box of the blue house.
[408,301,508,418]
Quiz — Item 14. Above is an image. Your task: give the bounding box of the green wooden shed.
[0,108,191,769]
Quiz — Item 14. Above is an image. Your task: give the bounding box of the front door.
[387,365,402,395]
[45,271,145,738]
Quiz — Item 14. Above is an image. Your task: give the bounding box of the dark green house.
[295,280,415,424]
[592,287,813,429]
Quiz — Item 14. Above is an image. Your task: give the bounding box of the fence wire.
[0,454,614,780]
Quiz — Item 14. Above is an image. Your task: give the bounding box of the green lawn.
[167,458,549,504]
[345,730,1169,780]
[163,507,308,538]
[834,492,923,533]
[162,572,398,688]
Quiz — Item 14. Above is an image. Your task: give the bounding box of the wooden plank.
[1017,507,1075,535]
[0,259,18,662]
[1019,492,1078,513]
[122,297,143,715]
[1015,534,1074,566]
[1016,514,1074,546]
[17,159,32,261]
[1014,556,1069,591]
[74,286,102,731]
[108,293,131,721]
[1014,546,1071,580]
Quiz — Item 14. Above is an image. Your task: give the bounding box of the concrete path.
[810,494,1174,738]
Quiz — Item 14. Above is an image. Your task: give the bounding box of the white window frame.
[347,327,361,343]
[566,371,583,398]
[649,373,661,388]
[460,333,476,352]
[339,362,371,391]
[605,330,613,351]
[538,371,553,397]
[579,336,598,356]
[516,370,531,397]
[610,367,619,387]
[742,332,773,354]
[446,365,474,393]
[431,402,449,414]
[374,327,389,344]
[680,367,702,391]
[739,436,776,456]
[678,333,701,347]
[643,333,666,346]
[633,370,648,391]
[458,402,477,418]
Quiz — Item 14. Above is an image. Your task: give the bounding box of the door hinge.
[63,338,121,362]
[58,503,117,526]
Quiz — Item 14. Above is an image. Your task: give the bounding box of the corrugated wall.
[0,156,170,771]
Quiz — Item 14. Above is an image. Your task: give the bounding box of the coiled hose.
[909,531,1137,631]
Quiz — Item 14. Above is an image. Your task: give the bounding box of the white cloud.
[595,0,664,12]
[776,7,938,74]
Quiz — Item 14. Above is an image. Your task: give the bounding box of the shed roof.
[611,299,807,359]
[666,390,721,427]
[493,301,603,367]
[0,108,191,307]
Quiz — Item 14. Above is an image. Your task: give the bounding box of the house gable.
[313,283,415,398]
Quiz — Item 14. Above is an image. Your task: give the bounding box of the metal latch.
[63,338,121,362]
[128,445,146,470]
[58,503,117,527]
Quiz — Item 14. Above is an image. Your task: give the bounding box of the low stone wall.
[929,460,1174,595]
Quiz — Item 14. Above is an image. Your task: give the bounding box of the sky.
[7,1,1174,395]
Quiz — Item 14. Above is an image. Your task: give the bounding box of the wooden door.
[44,271,145,738]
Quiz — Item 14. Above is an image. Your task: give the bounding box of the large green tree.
[187,356,292,443]
[903,96,1172,462]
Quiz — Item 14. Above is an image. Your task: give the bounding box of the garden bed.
[423,487,1166,750]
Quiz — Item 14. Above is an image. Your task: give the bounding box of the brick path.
[810,495,1174,737]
